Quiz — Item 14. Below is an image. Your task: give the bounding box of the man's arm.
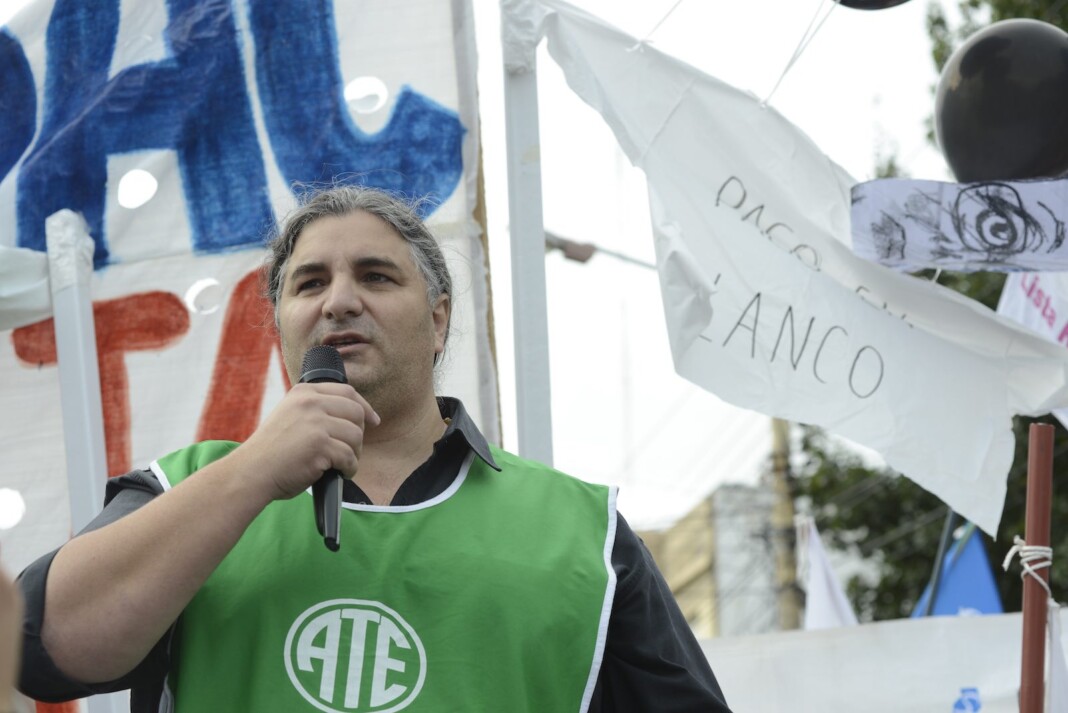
[39,382,376,684]
[18,474,169,702]
[594,515,732,712]
[0,560,22,712]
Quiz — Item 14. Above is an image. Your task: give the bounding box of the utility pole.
[770,417,802,629]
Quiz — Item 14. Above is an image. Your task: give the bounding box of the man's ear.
[432,294,451,355]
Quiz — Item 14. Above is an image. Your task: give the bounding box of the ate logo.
[284,599,426,713]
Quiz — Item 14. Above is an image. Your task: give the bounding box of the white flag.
[799,518,858,630]
[501,0,1068,535]
[1049,603,1068,713]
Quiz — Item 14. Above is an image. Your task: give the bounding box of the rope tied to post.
[1003,534,1068,710]
[1003,534,1054,599]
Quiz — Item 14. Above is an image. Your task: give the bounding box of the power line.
[857,506,945,557]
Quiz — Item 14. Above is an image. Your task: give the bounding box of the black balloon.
[936,19,1068,182]
[836,0,913,9]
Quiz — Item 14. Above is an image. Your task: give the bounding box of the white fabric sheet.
[701,610,1067,713]
[501,0,1068,535]
[0,245,48,331]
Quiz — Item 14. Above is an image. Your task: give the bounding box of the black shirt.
[19,398,732,712]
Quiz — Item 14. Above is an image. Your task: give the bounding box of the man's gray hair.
[264,185,452,343]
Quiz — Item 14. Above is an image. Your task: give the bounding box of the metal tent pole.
[501,10,554,465]
[46,210,125,713]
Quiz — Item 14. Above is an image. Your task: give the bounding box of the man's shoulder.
[484,446,611,494]
[485,445,561,476]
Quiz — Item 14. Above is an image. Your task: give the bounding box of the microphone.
[299,345,347,552]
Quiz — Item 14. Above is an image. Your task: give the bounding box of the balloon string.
[641,0,686,43]
[762,0,838,107]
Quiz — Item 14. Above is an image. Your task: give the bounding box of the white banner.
[0,0,495,576]
[701,610,1067,713]
[997,272,1068,430]
[501,0,1068,535]
[0,245,48,331]
[852,176,1068,272]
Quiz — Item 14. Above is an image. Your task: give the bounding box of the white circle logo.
[284,599,426,713]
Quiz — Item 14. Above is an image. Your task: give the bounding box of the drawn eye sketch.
[951,183,1058,257]
[849,177,1068,272]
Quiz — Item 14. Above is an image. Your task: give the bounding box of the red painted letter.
[13,292,190,476]
[196,268,288,443]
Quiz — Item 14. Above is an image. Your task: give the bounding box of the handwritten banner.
[997,272,1068,430]
[851,176,1068,272]
[0,0,495,575]
[503,0,1068,535]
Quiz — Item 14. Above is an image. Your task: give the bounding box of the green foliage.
[913,269,1004,310]
[797,427,945,620]
[926,0,1068,74]
[874,150,904,180]
[799,418,1068,621]
[925,2,957,72]
[793,0,1068,621]
[980,0,1068,25]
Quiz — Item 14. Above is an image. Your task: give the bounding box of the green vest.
[151,441,616,713]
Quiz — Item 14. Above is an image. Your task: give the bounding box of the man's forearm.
[41,380,373,684]
[41,448,273,683]
[0,567,22,713]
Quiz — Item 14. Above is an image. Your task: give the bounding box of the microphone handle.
[313,469,343,552]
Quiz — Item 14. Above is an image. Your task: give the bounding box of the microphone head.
[299,345,346,384]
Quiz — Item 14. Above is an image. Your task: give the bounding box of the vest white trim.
[151,450,476,514]
[150,459,174,492]
[579,485,618,712]
[336,450,475,513]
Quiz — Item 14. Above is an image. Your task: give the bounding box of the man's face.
[277,211,449,406]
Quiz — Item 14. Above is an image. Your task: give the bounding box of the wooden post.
[1020,422,1054,713]
[770,417,801,630]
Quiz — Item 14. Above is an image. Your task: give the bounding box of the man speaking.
[18,186,732,712]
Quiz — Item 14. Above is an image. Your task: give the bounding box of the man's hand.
[41,378,380,684]
[238,382,381,501]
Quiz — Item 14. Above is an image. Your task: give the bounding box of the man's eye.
[365,273,392,283]
[296,278,324,292]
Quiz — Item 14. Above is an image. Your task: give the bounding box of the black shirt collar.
[343,396,499,506]
[436,396,499,471]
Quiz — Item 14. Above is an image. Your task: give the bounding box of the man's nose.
[322,279,364,319]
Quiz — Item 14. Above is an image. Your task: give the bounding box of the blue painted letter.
[249,0,465,214]
[18,0,273,266]
[0,29,35,185]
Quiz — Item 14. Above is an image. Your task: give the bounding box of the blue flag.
[912,523,1003,617]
